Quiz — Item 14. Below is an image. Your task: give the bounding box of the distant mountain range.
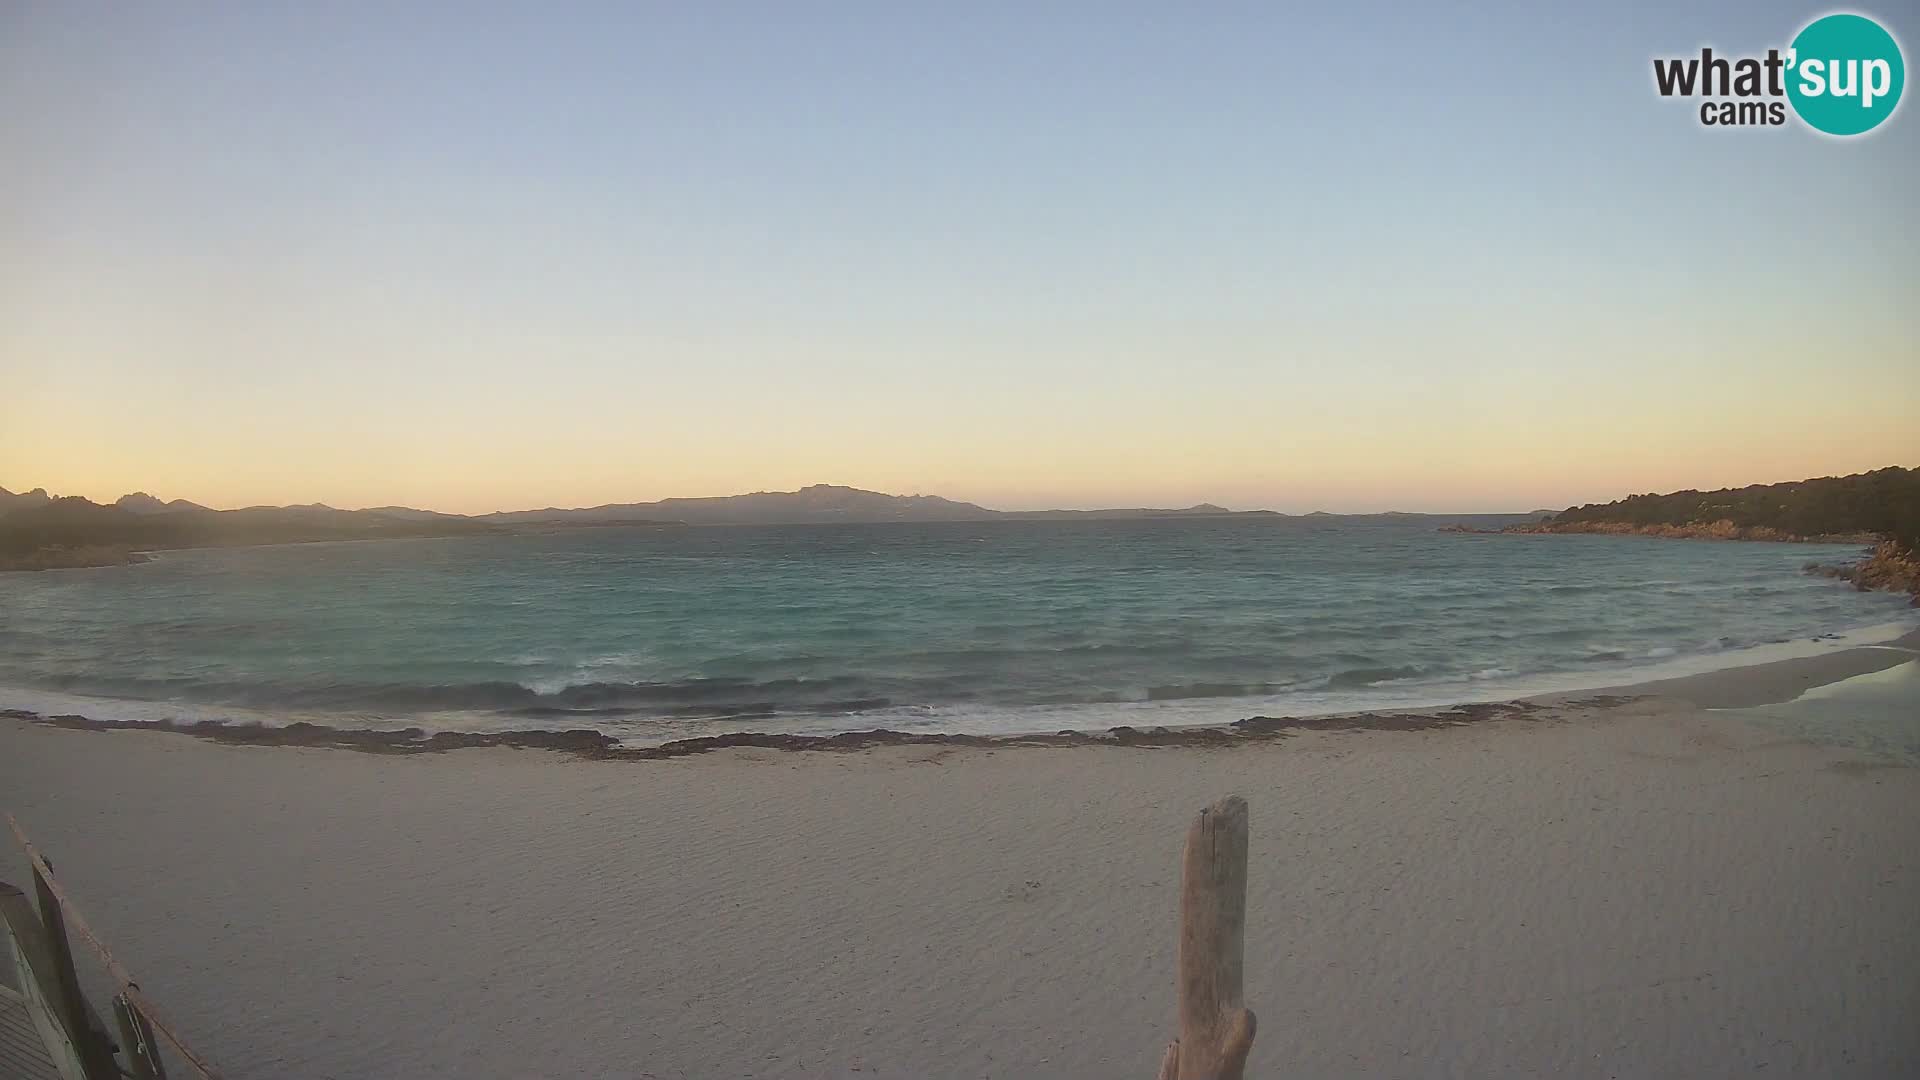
[9,470,1909,574]
[484,484,993,525]
[3,488,214,516]
[0,481,1532,569]
[0,481,1514,528]
[481,485,1284,526]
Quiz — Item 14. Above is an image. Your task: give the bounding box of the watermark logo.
[1652,11,1905,135]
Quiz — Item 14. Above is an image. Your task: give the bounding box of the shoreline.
[1443,520,1884,544]
[1444,524,1919,602]
[0,522,701,573]
[0,696,1587,758]
[3,657,1915,1077]
[10,628,1915,760]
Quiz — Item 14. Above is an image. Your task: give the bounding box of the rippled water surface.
[1,519,1912,742]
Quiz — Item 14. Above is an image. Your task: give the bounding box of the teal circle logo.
[1786,13,1905,135]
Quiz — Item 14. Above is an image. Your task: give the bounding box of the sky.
[2,1,1916,514]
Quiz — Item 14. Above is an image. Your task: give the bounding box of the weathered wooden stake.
[1156,795,1255,1080]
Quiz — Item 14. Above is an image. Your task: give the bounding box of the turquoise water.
[0,520,1913,743]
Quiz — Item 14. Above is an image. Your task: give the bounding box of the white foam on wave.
[4,617,1916,749]
[677,616,1920,746]
[0,683,421,732]
[516,650,665,695]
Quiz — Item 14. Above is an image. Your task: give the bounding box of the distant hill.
[1501,467,1919,552]
[0,496,503,569]
[484,486,1366,525]
[1006,503,1280,520]
[116,491,211,515]
[485,484,998,526]
[0,486,52,514]
[362,505,477,522]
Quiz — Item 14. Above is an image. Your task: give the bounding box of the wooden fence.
[3,814,223,1080]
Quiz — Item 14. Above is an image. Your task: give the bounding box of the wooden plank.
[29,860,119,1080]
[3,913,87,1080]
[0,982,69,1080]
[0,885,64,1020]
[1,884,116,1067]
[1156,796,1256,1080]
[3,883,93,1080]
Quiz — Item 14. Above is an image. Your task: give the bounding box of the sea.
[1,518,1913,745]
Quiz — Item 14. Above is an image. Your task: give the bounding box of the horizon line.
[0,479,1577,520]
[10,465,1911,522]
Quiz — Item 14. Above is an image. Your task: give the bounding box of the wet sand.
[1558,629,1920,708]
[2,640,1917,1078]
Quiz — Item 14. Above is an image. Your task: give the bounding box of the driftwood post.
[1157,796,1255,1080]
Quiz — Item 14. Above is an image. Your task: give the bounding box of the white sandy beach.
[3,649,1918,1079]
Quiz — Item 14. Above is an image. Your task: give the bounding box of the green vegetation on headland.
[1444,467,1920,599]
[1527,466,1919,551]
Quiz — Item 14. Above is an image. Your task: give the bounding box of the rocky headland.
[1440,466,1920,601]
[1802,541,1920,601]
[1440,519,1880,543]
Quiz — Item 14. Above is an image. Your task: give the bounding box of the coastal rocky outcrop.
[1804,542,1920,603]
[1441,518,1880,544]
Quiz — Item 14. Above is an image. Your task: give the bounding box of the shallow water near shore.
[1720,658,1920,764]
[0,518,1913,743]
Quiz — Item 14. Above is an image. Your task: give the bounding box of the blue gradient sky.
[3,2,1915,513]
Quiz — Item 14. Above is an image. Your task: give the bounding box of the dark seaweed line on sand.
[2,698,1641,760]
